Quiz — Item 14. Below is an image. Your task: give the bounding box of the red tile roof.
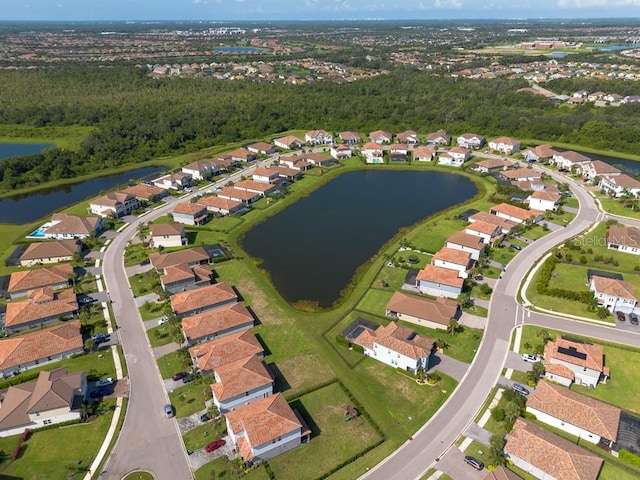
[8,264,73,294]
[468,211,517,232]
[466,220,500,236]
[46,214,102,237]
[189,330,264,372]
[198,195,244,211]
[173,202,208,216]
[385,292,457,326]
[416,265,464,288]
[211,356,272,401]
[591,275,638,301]
[490,202,543,221]
[545,336,604,372]
[19,240,79,262]
[217,187,260,202]
[149,223,185,237]
[182,302,253,341]
[5,288,78,328]
[432,247,472,267]
[607,225,640,249]
[149,246,210,270]
[354,322,434,361]
[446,231,485,250]
[170,283,237,316]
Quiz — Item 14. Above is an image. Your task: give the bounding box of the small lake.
[599,45,636,52]
[242,169,478,309]
[0,142,54,160]
[0,166,163,225]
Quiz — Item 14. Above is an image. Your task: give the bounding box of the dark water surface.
[242,169,478,308]
[0,142,54,160]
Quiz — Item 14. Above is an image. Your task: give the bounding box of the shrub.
[491,408,505,422]
[335,335,350,348]
[619,450,640,467]
[12,442,22,460]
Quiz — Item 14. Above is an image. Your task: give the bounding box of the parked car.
[182,375,193,384]
[522,354,538,363]
[90,387,112,398]
[96,377,114,387]
[630,313,639,326]
[616,311,626,322]
[511,244,522,251]
[172,372,188,381]
[200,413,210,423]
[91,332,109,342]
[512,383,530,396]
[204,439,226,453]
[158,316,169,325]
[164,403,174,418]
[464,455,484,470]
[473,275,483,281]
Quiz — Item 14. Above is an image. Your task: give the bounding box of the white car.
[158,316,169,325]
[96,377,114,388]
[522,354,538,363]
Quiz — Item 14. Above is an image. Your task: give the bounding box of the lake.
[0,166,163,224]
[242,169,478,309]
[0,142,54,160]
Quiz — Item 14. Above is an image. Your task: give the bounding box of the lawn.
[138,300,167,321]
[489,245,517,265]
[599,197,640,219]
[199,215,245,234]
[546,262,590,292]
[129,270,160,297]
[374,265,411,291]
[470,282,493,300]
[392,251,432,270]
[73,273,99,294]
[464,439,492,467]
[562,197,579,209]
[184,225,227,245]
[462,304,488,317]
[356,288,395,316]
[408,217,468,253]
[182,417,228,451]
[147,321,182,347]
[272,353,337,400]
[266,382,384,480]
[520,224,551,241]
[194,456,271,480]
[123,242,149,267]
[157,349,193,379]
[168,382,213,418]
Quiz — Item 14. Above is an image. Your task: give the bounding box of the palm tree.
[447,319,459,336]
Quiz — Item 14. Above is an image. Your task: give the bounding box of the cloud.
[434,0,462,8]
[558,0,640,6]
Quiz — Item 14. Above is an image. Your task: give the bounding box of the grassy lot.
[168,382,213,418]
[73,273,99,294]
[356,288,395,316]
[273,354,337,400]
[123,242,149,267]
[182,417,228,451]
[478,264,503,279]
[520,224,551,241]
[0,222,36,275]
[489,244,517,265]
[470,282,493,300]
[598,196,640,219]
[546,263,591,292]
[462,304,488,317]
[147,321,182,347]
[157,349,193,379]
[194,456,271,480]
[139,300,167,321]
[392,251,432,270]
[546,208,576,226]
[129,270,160,297]
[464,439,492,466]
[374,265,410,291]
[571,222,640,275]
[408,217,468,253]
[0,399,115,479]
[563,197,579,209]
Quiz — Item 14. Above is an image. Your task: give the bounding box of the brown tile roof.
[354,322,434,361]
[5,288,78,328]
[396,130,417,141]
[530,144,557,158]
[253,167,279,178]
[149,223,185,237]
[246,142,274,153]
[91,191,135,207]
[505,419,603,480]
[545,363,575,381]
[271,166,301,178]
[20,240,79,261]
[339,131,361,141]
[446,231,485,250]
[607,225,640,249]
[173,202,207,216]
[527,380,620,441]
[301,152,333,164]
[449,146,470,155]
[369,130,392,140]
[557,150,591,164]
[228,148,255,159]
[427,129,450,142]
[412,146,435,158]
[225,393,302,450]
[604,173,640,189]
[121,183,167,201]
[170,283,237,316]
[362,142,383,152]
[385,292,457,326]
[161,263,212,286]
[591,275,638,301]
[545,336,604,372]
[490,203,543,221]
[468,211,517,232]
[211,356,272,401]
[432,247,472,267]
[585,160,621,176]
[149,246,210,270]
[0,321,83,371]
[182,302,253,341]
[459,133,485,141]
[475,158,512,169]
[190,330,264,372]
[466,220,500,236]
[491,136,520,146]
[500,168,542,180]
[235,180,276,193]
[46,214,102,236]
[416,265,464,288]
[198,195,244,211]
[273,135,304,147]
[217,187,260,202]
[530,190,561,202]
[8,264,73,294]
[482,466,522,480]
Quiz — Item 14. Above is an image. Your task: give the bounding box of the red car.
[204,439,226,453]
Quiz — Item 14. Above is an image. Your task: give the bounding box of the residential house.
[182,160,219,181]
[573,89,589,98]
[396,130,420,145]
[190,330,264,376]
[330,144,352,160]
[0,321,83,378]
[39,213,104,240]
[445,231,486,260]
[385,292,457,330]
[159,263,212,295]
[468,211,517,235]
[352,321,435,374]
[505,419,603,480]
[412,146,436,162]
[544,335,607,388]
[152,172,193,191]
[604,93,624,103]
[551,151,591,172]
[0,368,87,438]
[19,240,81,267]
[465,220,503,244]
[89,191,139,218]
[431,247,473,279]
[581,160,621,181]
[228,148,257,162]
[511,180,547,192]
[246,142,277,155]
[456,133,486,149]
[589,274,638,314]
[271,166,302,182]
[149,245,213,271]
[304,130,334,145]
[172,203,208,226]
[489,203,544,224]
[217,187,261,205]
[368,130,393,144]
[526,191,561,211]
[599,174,640,198]
[273,135,304,150]
[7,264,73,299]
[522,144,558,162]
[426,129,450,146]
[361,142,384,164]
[499,168,542,182]
[252,167,280,184]
[4,288,78,333]
[182,302,254,345]
[198,195,246,216]
[148,223,188,249]
[121,183,169,204]
[473,158,512,173]
[338,131,361,145]
[481,466,522,480]
[279,155,312,171]
[170,282,238,318]
[607,224,640,255]
[439,147,470,167]
[415,265,464,299]
[488,137,521,155]
[526,380,620,448]
[234,180,278,197]
[301,152,335,167]
[211,356,273,413]
[225,393,309,465]
[389,144,408,162]
[209,157,240,172]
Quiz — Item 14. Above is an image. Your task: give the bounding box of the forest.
[1,64,640,193]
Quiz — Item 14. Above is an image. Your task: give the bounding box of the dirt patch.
[236,278,283,325]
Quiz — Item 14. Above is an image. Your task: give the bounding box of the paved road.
[361,163,603,480]
[100,160,271,479]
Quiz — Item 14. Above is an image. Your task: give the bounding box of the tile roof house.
[544,335,607,388]
[159,263,212,295]
[522,144,558,162]
[0,367,86,438]
[481,466,522,480]
[225,393,309,465]
[19,239,81,267]
[456,133,486,149]
[361,142,384,164]
[368,130,393,144]
[234,180,278,197]
[89,191,139,218]
[445,231,486,260]
[551,151,592,172]
[152,172,193,191]
[279,155,312,171]
[499,168,542,182]
[330,144,352,160]
[121,183,169,203]
[426,129,451,146]
[338,131,361,145]
[7,263,73,299]
[607,224,640,256]
[488,136,522,155]
[589,274,638,314]
[431,247,473,279]
[415,264,464,299]
[489,203,544,224]
[396,130,420,145]
[412,146,436,162]
[473,158,512,173]
[581,160,621,181]
[149,223,188,249]
[526,380,620,448]
[385,291,457,330]
[227,148,257,162]
[246,142,277,155]
[526,191,561,212]
[182,302,254,345]
[172,202,208,226]
[273,135,305,150]
[304,130,334,145]
[252,167,280,184]
[352,321,435,374]
[198,195,246,216]
[599,174,640,198]
[41,213,105,240]
[217,187,261,205]
[149,246,213,271]
[271,166,302,182]
[4,288,78,333]
[0,321,83,378]
[438,147,470,167]
[211,356,273,413]
[170,282,238,318]
[300,152,335,167]
[505,419,603,480]
[189,330,264,375]
[468,211,517,234]
[465,220,503,244]
[181,160,220,181]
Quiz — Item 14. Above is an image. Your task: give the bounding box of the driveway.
[187,434,234,471]
[464,423,492,445]
[153,342,183,358]
[126,263,154,276]
[433,445,486,480]
[428,353,469,382]
[135,292,160,307]
[458,313,487,330]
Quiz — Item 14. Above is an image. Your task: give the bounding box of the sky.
[2,0,640,21]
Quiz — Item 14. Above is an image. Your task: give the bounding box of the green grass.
[147,321,182,347]
[356,289,395,316]
[123,472,154,480]
[157,350,193,379]
[462,304,488,317]
[194,456,271,480]
[563,197,579,209]
[168,382,213,418]
[123,242,150,267]
[129,270,160,297]
[470,282,493,300]
[464,439,491,467]
[393,251,432,270]
[408,218,468,253]
[138,300,167,321]
[600,461,640,480]
[489,245,517,265]
[374,265,411,291]
[520,224,551,240]
[599,197,640,219]
[0,124,95,151]
[546,263,591,291]
[182,417,228,451]
[509,369,529,384]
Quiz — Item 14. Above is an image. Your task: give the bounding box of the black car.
[511,244,522,251]
[172,372,188,381]
[630,313,639,326]
[512,383,530,396]
[616,311,626,322]
[464,455,484,470]
[200,413,210,423]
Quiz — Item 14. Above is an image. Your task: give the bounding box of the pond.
[0,166,163,225]
[241,169,478,309]
[0,142,54,160]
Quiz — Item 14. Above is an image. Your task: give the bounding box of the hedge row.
[317,437,386,480]
[285,378,339,402]
[535,256,592,302]
[0,370,40,390]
